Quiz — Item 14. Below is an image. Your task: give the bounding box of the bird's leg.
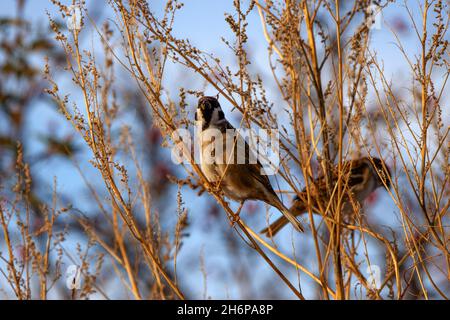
[203,181,222,196]
[212,180,223,194]
[230,201,244,227]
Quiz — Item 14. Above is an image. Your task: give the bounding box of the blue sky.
[1,0,447,299]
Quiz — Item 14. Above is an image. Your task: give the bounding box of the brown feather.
[260,157,391,237]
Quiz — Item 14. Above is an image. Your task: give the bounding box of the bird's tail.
[261,197,306,237]
[260,215,290,237]
[266,195,305,235]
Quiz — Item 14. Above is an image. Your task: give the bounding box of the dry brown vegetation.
[0,0,448,299]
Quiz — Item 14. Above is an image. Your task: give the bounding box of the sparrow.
[195,96,304,232]
[261,157,391,236]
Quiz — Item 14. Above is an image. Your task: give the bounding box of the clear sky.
[1,0,446,299]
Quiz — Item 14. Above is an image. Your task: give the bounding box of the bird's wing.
[236,131,276,193]
[216,120,277,195]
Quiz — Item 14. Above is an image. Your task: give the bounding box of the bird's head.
[196,96,225,130]
[365,157,392,189]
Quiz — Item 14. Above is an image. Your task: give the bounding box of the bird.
[195,96,304,232]
[260,157,391,237]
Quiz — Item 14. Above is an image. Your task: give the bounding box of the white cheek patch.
[196,109,205,124]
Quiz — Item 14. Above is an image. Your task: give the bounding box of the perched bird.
[195,96,304,232]
[261,157,391,237]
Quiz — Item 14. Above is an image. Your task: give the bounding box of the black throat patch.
[198,96,223,130]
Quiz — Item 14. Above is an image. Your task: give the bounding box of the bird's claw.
[204,182,222,195]
[229,213,241,227]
